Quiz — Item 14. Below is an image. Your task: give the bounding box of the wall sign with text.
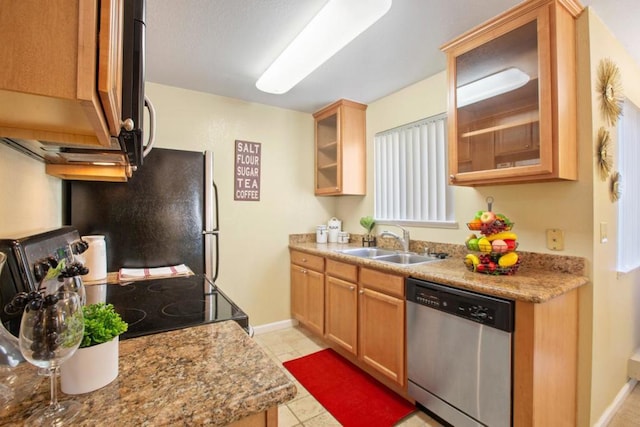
[234,140,261,201]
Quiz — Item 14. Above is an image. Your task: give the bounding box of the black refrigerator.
[64,148,219,281]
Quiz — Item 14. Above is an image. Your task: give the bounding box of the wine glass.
[0,252,24,406]
[19,291,84,425]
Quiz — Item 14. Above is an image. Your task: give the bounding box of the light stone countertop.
[1,321,297,426]
[290,238,589,304]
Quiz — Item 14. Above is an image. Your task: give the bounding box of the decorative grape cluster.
[4,291,64,361]
[58,262,89,280]
[479,219,510,236]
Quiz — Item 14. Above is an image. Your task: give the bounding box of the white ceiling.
[146,0,639,114]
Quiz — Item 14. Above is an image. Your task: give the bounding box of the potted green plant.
[360,216,377,247]
[60,303,128,395]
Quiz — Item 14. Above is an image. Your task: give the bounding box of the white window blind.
[617,99,640,273]
[374,114,454,226]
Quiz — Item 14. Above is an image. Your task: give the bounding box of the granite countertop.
[2,321,297,426]
[290,239,589,304]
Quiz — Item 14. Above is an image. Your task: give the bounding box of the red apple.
[504,239,517,251]
[480,211,496,224]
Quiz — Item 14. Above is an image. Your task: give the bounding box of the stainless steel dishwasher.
[406,277,514,427]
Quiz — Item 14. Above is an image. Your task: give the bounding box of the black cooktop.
[87,275,249,340]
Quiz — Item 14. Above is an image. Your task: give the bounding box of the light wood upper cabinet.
[313,99,367,196]
[442,0,582,185]
[0,0,124,148]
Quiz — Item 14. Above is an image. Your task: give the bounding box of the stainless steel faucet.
[379,225,410,252]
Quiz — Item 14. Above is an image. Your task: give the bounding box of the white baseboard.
[252,318,298,335]
[593,378,638,427]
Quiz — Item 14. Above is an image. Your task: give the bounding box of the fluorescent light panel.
[457,67,530,107]
[256,0,392,94]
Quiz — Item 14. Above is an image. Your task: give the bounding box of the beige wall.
[144,83,336,326]
[0,144,61,236]
[579,8,640,426]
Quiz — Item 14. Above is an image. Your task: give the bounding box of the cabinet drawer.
[359,268,404,299]
[326,259,358,282]
[290,250,324,272]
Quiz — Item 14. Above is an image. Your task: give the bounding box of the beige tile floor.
[253,325,442,427]
[255,325,640,426]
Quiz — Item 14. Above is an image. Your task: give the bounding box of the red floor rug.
[283,348,415,427]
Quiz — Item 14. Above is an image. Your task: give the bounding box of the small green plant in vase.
[360,216,377,247]
[60,303,128,394]
[81,303,128,348]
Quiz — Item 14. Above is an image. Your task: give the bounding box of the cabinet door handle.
[349,286,355,291]
[301,269,307,274]
[301,258,307,262]
[359,290,364,295]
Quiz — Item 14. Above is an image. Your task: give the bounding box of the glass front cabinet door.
[442,0,582,185]
[313,99,367,196]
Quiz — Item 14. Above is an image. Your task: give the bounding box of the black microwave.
[120,0,147,168]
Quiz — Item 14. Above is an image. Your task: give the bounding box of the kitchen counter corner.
[2,321,297,426]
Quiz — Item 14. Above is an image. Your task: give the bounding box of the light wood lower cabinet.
[325,275,358,355]
[290,251,324,336]
[324,259,359,355]
[358,268,406,388]
[228,406,277,427]
[513,288,578,426]
[324,260,406,389]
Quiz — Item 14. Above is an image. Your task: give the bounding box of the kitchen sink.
[337,247,442,266]
[374,253,436,265]
[337,247,396,258]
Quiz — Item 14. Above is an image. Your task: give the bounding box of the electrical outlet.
[546,229,564,251]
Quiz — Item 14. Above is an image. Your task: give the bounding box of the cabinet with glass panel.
[442,0,582,185]
[313,99,367,195]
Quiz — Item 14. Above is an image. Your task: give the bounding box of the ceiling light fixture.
[256,0,393,95]
[457,67,530,107]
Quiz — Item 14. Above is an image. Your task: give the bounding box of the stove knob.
[73,240,89,255]
[33,261,50,282]
[47,256,58,268]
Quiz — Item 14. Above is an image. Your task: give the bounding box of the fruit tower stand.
[464,197,520,275]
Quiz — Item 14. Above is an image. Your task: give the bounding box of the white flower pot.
[60,336,119,395]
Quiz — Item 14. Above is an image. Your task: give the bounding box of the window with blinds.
[617,99,640,273]
[374,114,455,227]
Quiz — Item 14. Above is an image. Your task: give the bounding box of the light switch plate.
[600,222,608,243]
[546,229,564,250]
